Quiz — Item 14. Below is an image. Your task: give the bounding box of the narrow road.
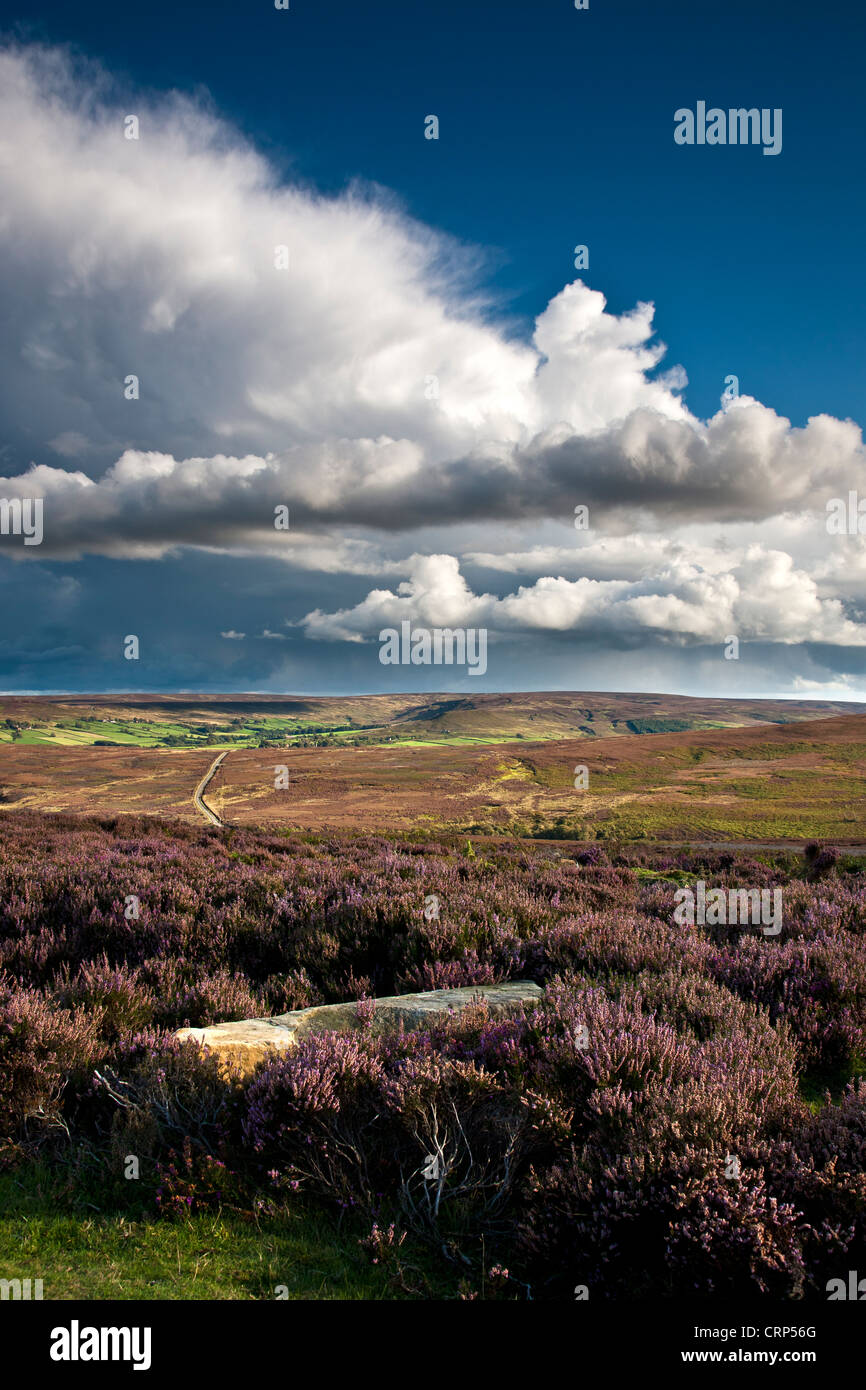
[193,750,228,826]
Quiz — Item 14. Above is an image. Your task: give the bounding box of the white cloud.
[301,550,866,648]
[791,674,860,695]
[0,42,865,679]
[1,42,863,556]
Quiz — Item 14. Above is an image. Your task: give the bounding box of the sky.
[0,0,864,697]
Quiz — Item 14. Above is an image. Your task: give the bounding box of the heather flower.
[0,809,863,1297]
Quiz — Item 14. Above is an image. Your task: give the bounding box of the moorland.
[0,692,864,843]
[1,690,864,1301]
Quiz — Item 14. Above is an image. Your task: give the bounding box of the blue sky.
[0,1,864,695]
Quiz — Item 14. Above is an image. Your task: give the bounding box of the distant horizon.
[3,687,866,705]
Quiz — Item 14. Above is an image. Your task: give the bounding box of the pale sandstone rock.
[176,980,543,1077]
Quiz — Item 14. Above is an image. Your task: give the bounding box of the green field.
[0,716,754,754]
[0,716,348,750]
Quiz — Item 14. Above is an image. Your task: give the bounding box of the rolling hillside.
[1,701,864,843]
[0,690,862,750]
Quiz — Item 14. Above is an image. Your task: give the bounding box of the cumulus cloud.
[0,41,864,685]
[0,42,534,479]
[1,41,863,559]
[467,534,692,581]
[301,551,866,648]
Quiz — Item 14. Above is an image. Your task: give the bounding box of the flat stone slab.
[176,981,543,1076]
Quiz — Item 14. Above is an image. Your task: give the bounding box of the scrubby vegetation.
[1,810,864,1299]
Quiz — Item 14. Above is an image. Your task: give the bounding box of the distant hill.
[0,689,863,749]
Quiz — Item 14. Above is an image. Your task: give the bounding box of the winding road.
[193,750,228,826]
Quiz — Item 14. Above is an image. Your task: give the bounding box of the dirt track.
[193,750,228,826]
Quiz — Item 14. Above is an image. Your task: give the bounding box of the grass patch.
[0,1162,446,1301]
[631,866,697,886]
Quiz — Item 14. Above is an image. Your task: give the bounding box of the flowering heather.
[0,809,864,1297]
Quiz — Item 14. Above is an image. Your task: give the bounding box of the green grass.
[0,716,378,751]
[631,867,697,886]
[0,719,227,748]
[0,1163,443,1300]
